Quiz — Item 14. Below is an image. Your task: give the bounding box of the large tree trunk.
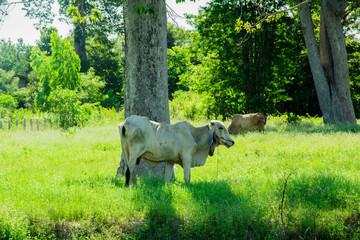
[319,0,356,124]
[297,2,332,124]
[116,0,173,179]
[297,1,356,124]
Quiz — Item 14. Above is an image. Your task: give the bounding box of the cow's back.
[142,120,197,162]
[228,113,266,134]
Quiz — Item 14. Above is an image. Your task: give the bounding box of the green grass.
[1,116,360,239]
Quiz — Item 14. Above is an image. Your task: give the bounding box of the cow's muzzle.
[220,138,234,148]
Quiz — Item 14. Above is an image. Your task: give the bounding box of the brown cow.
[227,113,267,135]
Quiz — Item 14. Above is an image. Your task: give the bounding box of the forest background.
[0,0,360,128]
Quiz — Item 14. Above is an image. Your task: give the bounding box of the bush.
[169,90,213,121]
[48,89,90,129]
[0,94,17,118]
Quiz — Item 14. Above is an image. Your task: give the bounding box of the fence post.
[8,119,11,130]
[36,118,39,131]
[30,118,33,131]
[44,117,46,129]
[0,120,2,129]
[24,117,26,130]
[16,119,18,127]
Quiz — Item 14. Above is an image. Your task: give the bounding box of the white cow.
[119,115,234,187]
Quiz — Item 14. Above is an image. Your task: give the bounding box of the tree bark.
[74,23,89,73]
[116,0,173,179]
[297,1,356,124]
[319,0,356,124]
[297,2,332,124]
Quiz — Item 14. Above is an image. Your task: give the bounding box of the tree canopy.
[0,0,360,123]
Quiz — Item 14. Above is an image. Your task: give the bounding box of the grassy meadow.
[1,115,360,239]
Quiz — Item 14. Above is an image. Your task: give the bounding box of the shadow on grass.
[282,173,360,210]
[127,177,272,240]
[275,173,360,239]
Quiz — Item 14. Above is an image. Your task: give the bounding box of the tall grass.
[1,116,360,239]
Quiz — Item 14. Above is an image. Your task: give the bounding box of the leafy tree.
[37,27,58,56]
[167,22,192,48]
[78,67,106,104]
[181,0,314,118]
[347,38,360,117]
[0,0,122,72]
[0,39,32,76]
[167,46,191,99]
[30,32,104,129]
[30,31,81,110]
[86,34,124,109]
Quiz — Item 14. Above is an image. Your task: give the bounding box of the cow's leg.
[116,151,127,177]
[164,162,175,182]
[126,156,137,187]
[125,151,139,187]
[182,156,192,183]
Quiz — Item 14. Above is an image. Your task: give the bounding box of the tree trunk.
[116,0,173,179]
[74,0,89,73]
[297,2,332,124]
[74,23,89,72]
[297,1,356,124]
[319,0,356,124]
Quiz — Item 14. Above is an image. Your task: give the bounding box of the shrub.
[47,89,90,129]
[169,90,213,121]
[0,93,17,118]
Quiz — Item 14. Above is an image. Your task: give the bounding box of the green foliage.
[68,6,103,24]
[285,112,303,125]
[167,46,191,98]
[0,39,32,75]
[31,31,81,111]
[178,52,245,118]
[0,69,19,95]
[135,6,156,16]
[0,209,29,240]
[167,23,193,48]
[0,93,17,118]
[347,38,360,117]
[181,0,316,117]
[37,27,58,56]
[169,90,212,121]
[47,89,89,129]
[87,34,124,109]
[50,32,81,90]
[78,68,106,104]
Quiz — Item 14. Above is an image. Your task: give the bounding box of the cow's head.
[208,120,234,156]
